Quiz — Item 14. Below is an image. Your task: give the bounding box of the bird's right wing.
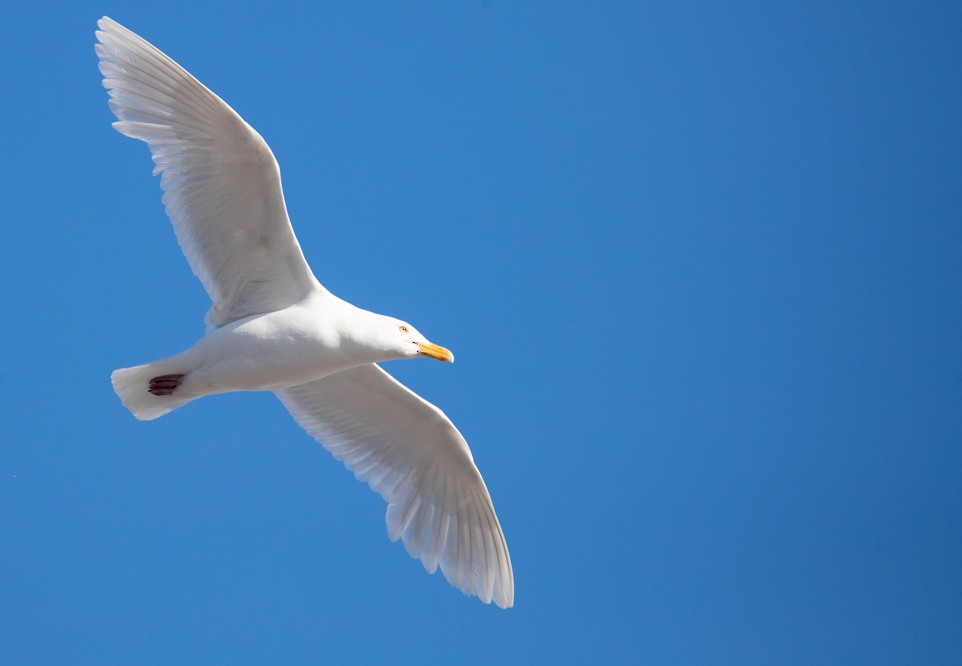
[95,17,324,329]
[275,364,514,608]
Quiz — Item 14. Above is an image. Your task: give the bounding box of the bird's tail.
[111,358,197,421]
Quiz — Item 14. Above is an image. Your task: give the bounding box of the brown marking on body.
[148,374,185,396]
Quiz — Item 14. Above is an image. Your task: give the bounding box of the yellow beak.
[417,342,455,363]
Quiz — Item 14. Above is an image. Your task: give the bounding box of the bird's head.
[376,316,455,363]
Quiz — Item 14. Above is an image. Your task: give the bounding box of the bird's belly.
[184,311,354,393]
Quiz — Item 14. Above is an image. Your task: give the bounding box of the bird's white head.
[369,316,455,363]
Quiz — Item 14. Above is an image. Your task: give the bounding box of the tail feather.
[111,361,195,420]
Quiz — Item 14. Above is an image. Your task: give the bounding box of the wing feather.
[275,364,514,608]
[95,17,322,328]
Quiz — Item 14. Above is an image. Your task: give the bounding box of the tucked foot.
[148,374,185,396]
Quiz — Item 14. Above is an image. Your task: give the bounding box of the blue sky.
[2,1,961,663]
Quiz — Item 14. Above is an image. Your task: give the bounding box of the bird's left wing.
[95,17,323,329]
[275,364,514,608]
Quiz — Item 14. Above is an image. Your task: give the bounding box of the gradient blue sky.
[2,2,961,664]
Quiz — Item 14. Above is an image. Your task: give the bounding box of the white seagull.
[96,16,513,608]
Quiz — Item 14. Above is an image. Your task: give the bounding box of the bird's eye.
[399,325,409,333]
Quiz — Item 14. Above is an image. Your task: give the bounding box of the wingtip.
[96,16,131,41]
[497,583,515,609]
[95,17,120,47]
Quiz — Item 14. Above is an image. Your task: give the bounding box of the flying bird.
[95,16,513,608]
